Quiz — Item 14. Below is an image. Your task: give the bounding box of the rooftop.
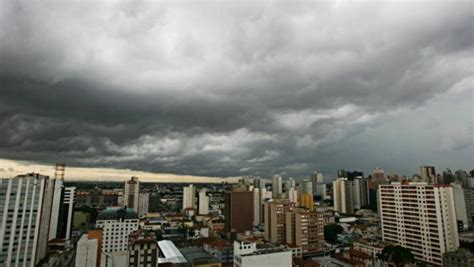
[97,207,138,220]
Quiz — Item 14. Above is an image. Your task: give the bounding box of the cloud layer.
[1,0,473,180]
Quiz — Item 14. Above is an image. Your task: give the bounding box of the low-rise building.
[443,248,474,267]
[128,230,158,267]
[233,241,292,267]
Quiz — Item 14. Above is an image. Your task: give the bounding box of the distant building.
[138,193,149,217]
[264,199,295,244]
[287,187,298,204]
[299,192,314,211]
[0,173,56,266]
[353,176,369,210]
[199,189,210,215]
[420,165,437,184]
[311,172,326,201]
[225,190,254,233]
[443,248,474,267]
[333,178,354,213]
[124,176,140,211]
[452,184,474,230]
[128,230,159,267]
[272,175,283,198]
[379,182,459,265]
[183,184,196,211]
[75,189,119,209]
[286,177,296,190]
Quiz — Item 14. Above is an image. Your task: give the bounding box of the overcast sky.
[0,0,472,181]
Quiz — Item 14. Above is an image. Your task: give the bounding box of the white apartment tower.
[272,175,283,198]
[183,184,196,210]
[332,178,354,214]
[420,165,437,184]
[199,189,209,215]
[0,173,55,266]
[124,176,140,212]
[287,187,298,204]
[379,182,459,265]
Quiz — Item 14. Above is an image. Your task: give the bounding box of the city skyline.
[1,1,472,180]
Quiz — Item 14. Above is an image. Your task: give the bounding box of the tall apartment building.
[254,178,266,189]
[272,175,283,198]
[299,192,314,211]
[299,179,313,196]
[353,176,369,210]
[333,178,354,214]
[0,173,56,266]
[124,176,140,211]
[264,199,295,244]
[224,190,254,233]
[58,186,76,240]
[287,187,298,204]
[199,189,209,215]
[49,164,65,241]
[452,184,474,230]
[75,229,103,267]
[379,182,459,265]
[96,207,139,266]
[420,165,437,184]
[138,193,149,217]
[286,209,325,256]
[311,172,326,201]
[128,230,159,267]
[182,184,196,210]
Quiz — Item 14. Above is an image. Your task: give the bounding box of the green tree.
[377,245,415,267]
[324,224,343,243]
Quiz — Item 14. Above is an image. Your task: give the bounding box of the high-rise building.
[286,209,325,256]
[372,167,385,180]
[199,189,209,215]
[379,182,459,265]
[272,175,283,198]
[124,176,140,211]
[420,165,437,184]
[353,176,369,210]
[182,184,196,211]
[333,178,354,214]
[287,187,298,204]
[299,179,313,195]
[253,187,267,225]
[299,193,314,211]
[138,193,149,217]
[75,229,103,267]
[452,184,474,231]
[286,177,296,190]
[0,173,56,266]
[128,230,159,267]
[264,199,295,244]
[254,178,266,189]
[58,186,76,241]
[49,163,65,241]
[311,172,326,202]
[224,190,254,233]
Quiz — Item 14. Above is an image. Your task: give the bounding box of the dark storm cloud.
[0,0,473,179]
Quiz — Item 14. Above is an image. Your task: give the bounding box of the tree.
[377,245,415,267]
[324,224,343,243]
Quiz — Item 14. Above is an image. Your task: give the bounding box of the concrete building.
[299,192,314,211]
[253,188,262,225]
[96,207,139,267]
[286,177,296,190]
[452,184,474,230]
[182,184,196,211]
[60,186,76,240]
[75,229,103,267]
[49,165,65,241]
[333,178,354,214]
[420,165,437,184]
[311,172,326,202]
[0,173,56,266]
[233,240,292,267]
[264,199,295,244]
[138,193,149,217]
[287,187,298,204]
[353,176,369,210]
[443,248,474,267]
[379,182,459,265]
[124,176,140,212]
[75,189,119,209]
[225,190,254,233]
[128,230,158,267]
[199,189,210,215]
[272,175,283,198]
[285,209,325,256]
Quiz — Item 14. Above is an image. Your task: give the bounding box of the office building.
[333,178,354,213]
[182,184,196,210]
[58,186,76,240]
[286,209,325,256]
[199,189,210,215]
[0,173,56,266]
[286,177,296,190]
[299,179,313,196]
[353,176,369,210]
[379,182,459,265]
[299,192,314,211]
[452,184,474,230]
[272,175,283,198]
[420,165,437,184]
[287,187,298,204]
[224,190,254,233]
[124,176,140,211]
[138,193,149,217]
[128,230,159,267]
[49,163,65,241]
[264,199,295,244]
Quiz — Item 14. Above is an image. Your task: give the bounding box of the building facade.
[333,178,354,214]
[264,199,295,244]
[285,209,325,256]
[224,190,254,233]
[379,182,459,265]
[199,189,209,215]
[182,184,196,211]
[272,175,283,199]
